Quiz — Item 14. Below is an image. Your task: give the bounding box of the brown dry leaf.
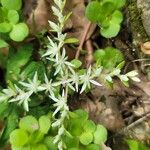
[23,0,50,35]
[141,42,150,54]
[23,0,91,41]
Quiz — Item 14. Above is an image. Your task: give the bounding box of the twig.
[121,112,150,133]
[85,39,94,67]
[75,22,92,59]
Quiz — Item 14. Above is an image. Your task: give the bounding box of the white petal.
[131,77,141,82]
[90,80,102,86]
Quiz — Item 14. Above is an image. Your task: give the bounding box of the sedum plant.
[0,0,140,149]
[0,0,104,149]
[85,0,126,38]
[0,0,29,47]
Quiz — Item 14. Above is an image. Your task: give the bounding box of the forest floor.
[1,0,150,150]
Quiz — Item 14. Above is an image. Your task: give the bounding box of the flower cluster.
[0,1,102,149]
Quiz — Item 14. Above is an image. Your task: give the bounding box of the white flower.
[40,74,56,95]
[48,20,60,32]
[50,91,69,117]
[9,85,33,111]
[57,71,75,91]
[80,66,102,93]
[42,37,59,58]
[19,72,44,93]
[47,49,74,75]
[2,88,16,98]
[69,71,80,92]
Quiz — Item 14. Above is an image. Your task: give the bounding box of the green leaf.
[100,22,120,38]
[6,44,32,81]
[68,148,79,150]
[86,144,100,150]
[111,10,123,24]
[12,146,30,150]
[94,124,107,144]
[93,49,105,62]
[1,0,22,10]
[69,110,88,136]
[83,120,96,133]
[85,1,101,22]
[126,139,150,150]
[0,102,9,119]
[0,22,12,33]
[7,10,19,24]
[114,0,126,9]
[71,59,82,68]
[9,23,29,42]
[95,47,124,69]
[43,136,57,150]
[79,132,93,145]
[0,105,20,147]
[63,136,79,148]
[0,39,8,48]
[64,38,79,44]
[10,129,28,147]
[28,131,44,144]
[39,116,51,134]
[73,109,88,121]
[31,144,48,150]
[21,61,45,81]
[19,116,39,133]
[116,61,125,69]
[100,0,116,16]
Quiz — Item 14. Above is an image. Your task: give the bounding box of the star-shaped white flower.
[9,85,33,111]
[47,49,74,75]
[50,91,69,117]
[40,74,57,95]
[19,72,44,93]
[42,36,59,58]
[69,71,80,92]
[80,66,102,93]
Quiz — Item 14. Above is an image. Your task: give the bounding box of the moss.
[128,0,149,44]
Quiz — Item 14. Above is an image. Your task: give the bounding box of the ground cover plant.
[0,0,150,150]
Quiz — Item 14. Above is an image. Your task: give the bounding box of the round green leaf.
[39,116,51,134]
[63,136,79,148]
[71,59,82,69]
[86,144,100,150]
[100,0,116,16]
[12,146,30,150]
[0,22,12,33]
[44,136,57,150]
[7,10,19,24]
[28,131,44,144]
[85,1,101,22]
[94,125,107,144]
[10,129,29,147]
[79,132,93,145]
[83,120,96,133]
[31,144,48,150]
[74,109,88,121]
[9,23,29,42]
[111,10,123,24]
[19,116,39,133]
[1,0,22,10]
[100,22,120,38]
[93,49,105,61]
